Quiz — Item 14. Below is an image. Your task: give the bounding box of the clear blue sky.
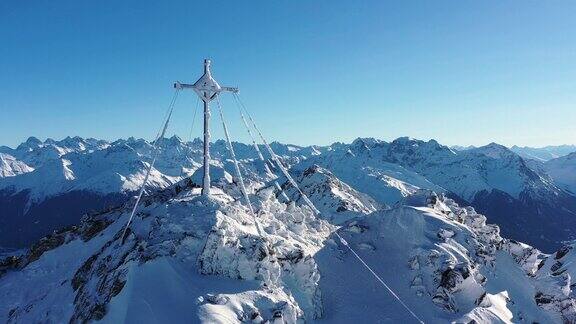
[1,1,575,148]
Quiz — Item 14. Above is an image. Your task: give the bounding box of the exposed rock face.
[70,235,136,323]
[0,256,21,278]
[26,226,78,264]
[526,242,576,323]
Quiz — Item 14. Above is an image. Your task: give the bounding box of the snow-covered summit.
[459,143,553,200]
[469,142,517,160]
[2,171,575,323]
[0,176,330,323]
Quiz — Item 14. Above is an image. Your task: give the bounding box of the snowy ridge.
[0,153,33,178]
[0,136,306,204]
[321,190,569,322]
[281,165,381,224]
[0,143,175,203]
[0,136,109,169]
[2,135,569,207]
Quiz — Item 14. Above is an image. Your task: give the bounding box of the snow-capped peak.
[15,136,43,151]
[469,142,518,160]
[281,164,380,224]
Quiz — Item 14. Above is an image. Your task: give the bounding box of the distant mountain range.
[453,144,576,162]
[1,136,575,253]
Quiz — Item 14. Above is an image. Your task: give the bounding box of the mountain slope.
[545,152,576,195]
[1,175,575,323]
[0,153,33,178]
[0,178,330,323]
[316,191,565,323]
[298,138,444,206]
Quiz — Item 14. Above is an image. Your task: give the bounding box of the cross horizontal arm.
[173,82,238,93]
[173,82,194,89]
[221,86,239,93]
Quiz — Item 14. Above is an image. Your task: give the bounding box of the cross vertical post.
[174,59,238,196]
[202,91,210,195]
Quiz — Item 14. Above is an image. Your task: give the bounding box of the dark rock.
[535,292,553,305]
[72,254,98,291]
[475,292,487,306]
[80,219,112,242]
[0,255,22,277]
[555,245,572,260]
[278,249,304,264]
[27,230,70,264]
[440,266,469,290]
[551,261,563,273]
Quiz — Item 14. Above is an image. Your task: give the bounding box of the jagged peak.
[351,137,381,146]
[350,138,372,153]
[16,136,42,150]
[25,136,42,144]
[155,135,184,147]
[190,137,203,145]
[392,136,418,144]
[57,136,86,147]
[168,134,182,143]
[390,137,444,149]
[387,137,455,158]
